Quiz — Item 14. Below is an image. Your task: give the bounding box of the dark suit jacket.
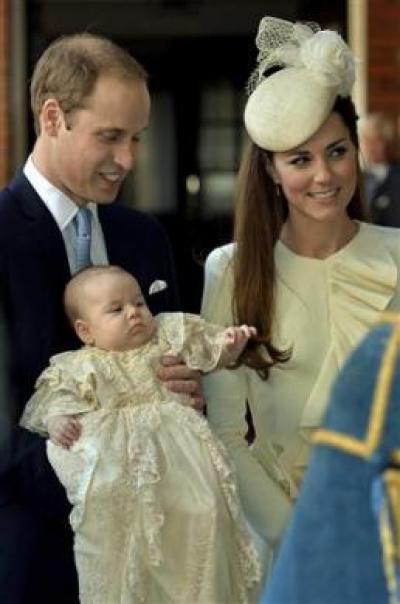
[364,164,400,227]
[0,171,180,603]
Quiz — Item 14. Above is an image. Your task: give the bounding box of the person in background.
[0,33,201,604]
[359,112,400,226]
[201,15,400,580]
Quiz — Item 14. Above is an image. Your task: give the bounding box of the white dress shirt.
[24,156,109,274]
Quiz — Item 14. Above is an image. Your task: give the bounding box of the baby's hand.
[225,325,257,347]
[222,325,257,365]
[47,415,81,448]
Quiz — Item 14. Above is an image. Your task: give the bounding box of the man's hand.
[47,415,81,448]
[156,355,204,411]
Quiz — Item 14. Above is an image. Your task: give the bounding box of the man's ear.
[40,98,64,136]
[74,319,94,346]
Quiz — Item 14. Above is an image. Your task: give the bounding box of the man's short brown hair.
[31,33,148,135]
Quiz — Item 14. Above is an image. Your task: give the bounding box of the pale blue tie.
[74,206,92,271]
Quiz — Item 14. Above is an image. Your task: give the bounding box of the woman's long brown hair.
[233,96,367,380]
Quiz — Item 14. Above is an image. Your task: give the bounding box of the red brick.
[0,0,9,186]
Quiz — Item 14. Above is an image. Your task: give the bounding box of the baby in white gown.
[21,265,260,604]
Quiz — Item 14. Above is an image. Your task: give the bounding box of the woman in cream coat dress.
[201,16,400,572]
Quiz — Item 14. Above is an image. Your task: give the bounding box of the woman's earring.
[275,183,282,198]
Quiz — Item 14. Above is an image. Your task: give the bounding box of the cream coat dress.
[21,313,260,604]
[201,222,400,566]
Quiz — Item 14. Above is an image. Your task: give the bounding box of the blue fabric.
[73,206,92,270]
[263,323,399,604]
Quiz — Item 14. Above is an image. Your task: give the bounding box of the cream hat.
[244,17,356,152]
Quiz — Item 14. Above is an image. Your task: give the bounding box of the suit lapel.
[98,204,116,262]
[8,172,71,283]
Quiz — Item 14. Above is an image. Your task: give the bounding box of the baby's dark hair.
[64,264,132,325]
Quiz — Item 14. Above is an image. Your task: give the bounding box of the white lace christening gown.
[21,313,261,604]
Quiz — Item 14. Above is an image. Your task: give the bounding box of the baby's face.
[78,272,157,351]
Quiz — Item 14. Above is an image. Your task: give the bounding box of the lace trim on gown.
[122,402,261,602]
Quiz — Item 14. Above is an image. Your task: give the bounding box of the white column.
[348,0,368,118]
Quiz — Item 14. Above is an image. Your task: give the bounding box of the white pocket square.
[149,279,168,295]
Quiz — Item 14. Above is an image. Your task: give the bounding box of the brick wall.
[0,0,9,187]
[368,0,400,117]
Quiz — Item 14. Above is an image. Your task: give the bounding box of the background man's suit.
[0,171,179,603]
[364,164,400,227]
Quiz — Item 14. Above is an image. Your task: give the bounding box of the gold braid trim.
[391,450,400,465]
[313,315,400,459]
[379,468,400,604]
[384,469,400,562]
[379,502,398,604]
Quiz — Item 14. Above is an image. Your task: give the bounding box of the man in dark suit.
[359,112,400,227]
[0,33,201,603]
